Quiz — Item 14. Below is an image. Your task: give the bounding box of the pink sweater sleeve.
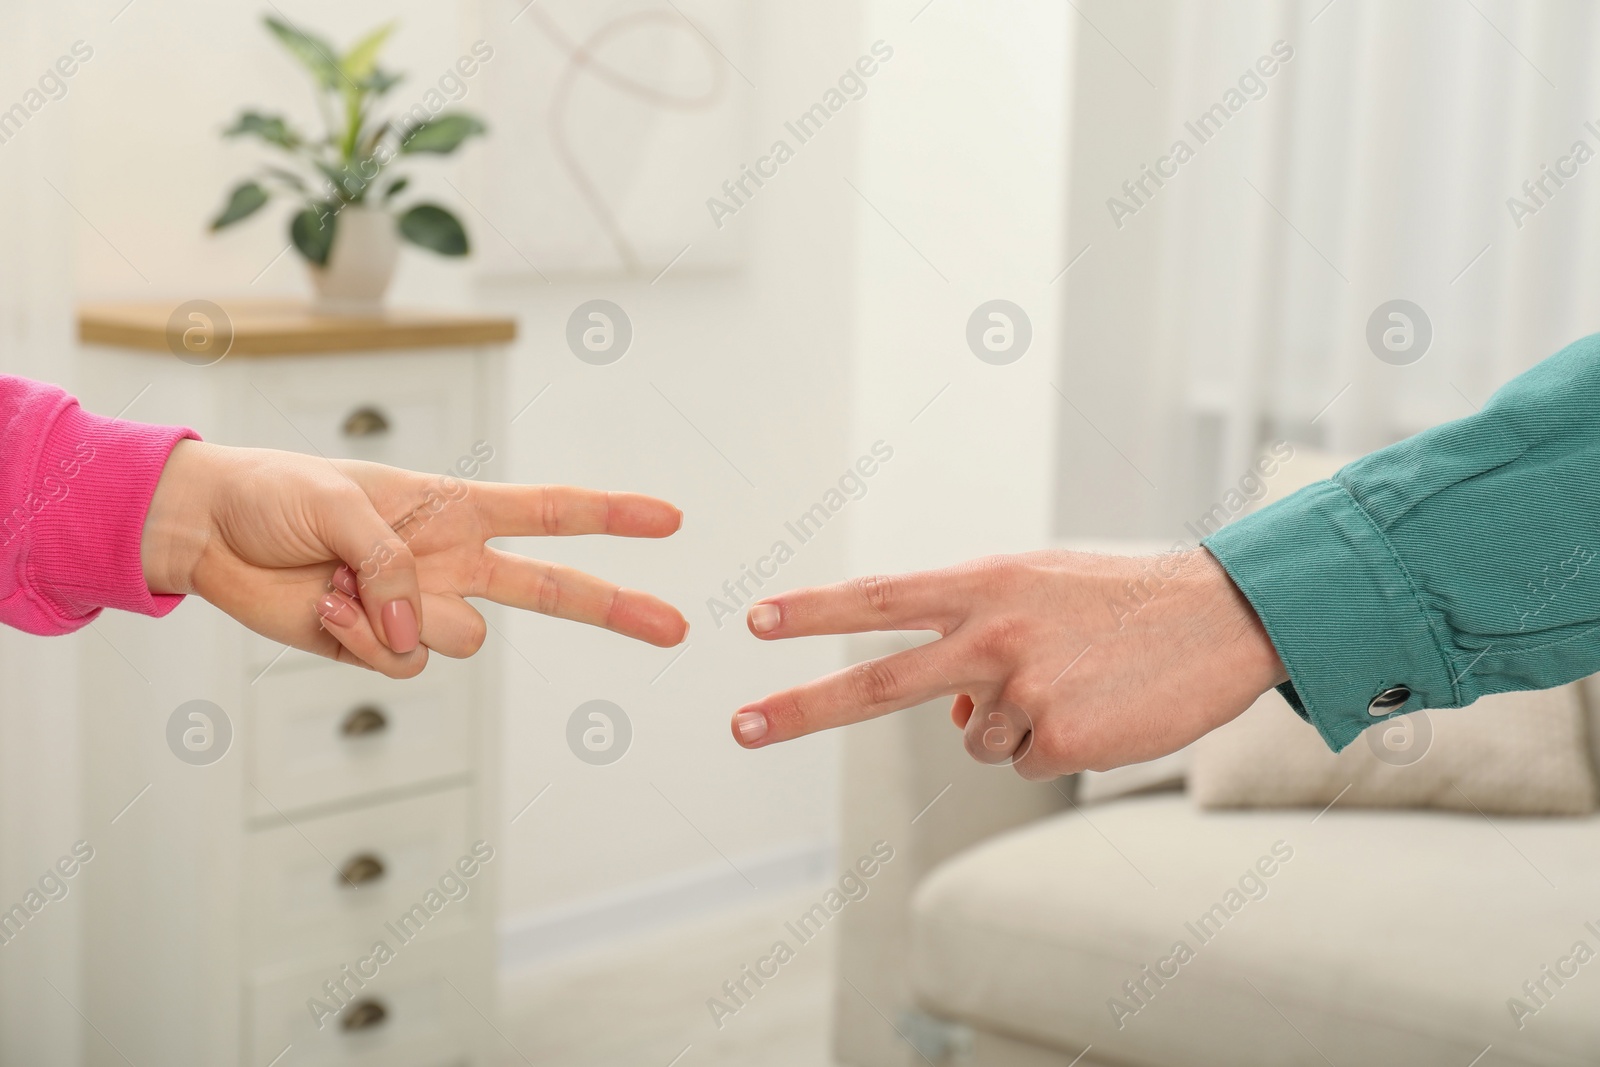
[0,376,198,635]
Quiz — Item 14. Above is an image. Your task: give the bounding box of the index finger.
[473,484,683,538]
[730,639,968,747]
[744,569,964,640]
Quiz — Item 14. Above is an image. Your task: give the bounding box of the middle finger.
[477,548,687,647]
[731,639,971,748]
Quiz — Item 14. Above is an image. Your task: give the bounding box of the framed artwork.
[475,0,754,278]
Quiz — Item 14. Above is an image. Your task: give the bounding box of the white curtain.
[0,3,84,1064]
[1056,0,1600,538]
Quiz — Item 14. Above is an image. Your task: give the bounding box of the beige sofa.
[832,634,1600,1067]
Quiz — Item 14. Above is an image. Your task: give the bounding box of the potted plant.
[210,16,486,311]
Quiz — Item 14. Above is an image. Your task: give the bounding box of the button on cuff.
[1368,686,1411,715]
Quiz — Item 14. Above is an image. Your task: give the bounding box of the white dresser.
[74,302,512,1067]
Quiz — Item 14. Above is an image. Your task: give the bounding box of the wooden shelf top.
[79,301,517,357]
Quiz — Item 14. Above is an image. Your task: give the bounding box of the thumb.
[318,487,422,655]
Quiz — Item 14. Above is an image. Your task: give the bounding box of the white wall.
[851,0,1072,572]
[482,3,865,930]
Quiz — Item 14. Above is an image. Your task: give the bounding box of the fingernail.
[748,603,780,634]
[332,565,359,598]
[317,593,354,626]
[734,710,769,745]
[383,600,419,653]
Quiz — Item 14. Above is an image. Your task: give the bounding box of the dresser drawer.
[247,660,475,819]
[244,788,481,965]
[246,934,477,1067]
[240,351,481,475]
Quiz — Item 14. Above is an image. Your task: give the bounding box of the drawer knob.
[341,406,391,438]
[338,853,386,888]
[341,998,389,1032]
[340,705,388,737]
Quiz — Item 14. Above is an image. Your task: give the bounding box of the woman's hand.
[141,440,687,676]
[728,548,1286,779]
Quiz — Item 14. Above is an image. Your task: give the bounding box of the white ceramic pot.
[308,204,400,313]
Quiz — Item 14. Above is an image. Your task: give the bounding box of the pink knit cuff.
[23,400,197,632]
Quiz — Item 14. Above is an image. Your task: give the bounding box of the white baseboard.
[497,839,835,971]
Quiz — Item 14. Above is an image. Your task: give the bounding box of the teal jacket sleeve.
[1203,333,1600,751]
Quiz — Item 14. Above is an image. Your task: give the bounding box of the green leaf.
[314,159,372,202]
[398,203,468,256]
[223,110,302,150]
[291,204,338,265]
[382,176,410,203]
[341,22,395,82]
[400,113,487,155]
[360,119,397,158]
[359,68,404,96]
[263,166,308,193]
[264,15,344,91]
[211,181,270,230]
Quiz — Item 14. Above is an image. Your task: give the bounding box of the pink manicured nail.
[317,593,355,626]
[383,600,419,653]
[748,603,780,634]
[332,565,359,598]
[734,710,768,745]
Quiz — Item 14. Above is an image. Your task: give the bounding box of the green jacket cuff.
[1202,480,1459,752]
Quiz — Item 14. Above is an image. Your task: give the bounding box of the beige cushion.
[910,793,1600,1067]
[1580,677,1600,785]
[1190,687,1598,816]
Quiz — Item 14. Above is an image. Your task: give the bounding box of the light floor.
[495,886,840,1067]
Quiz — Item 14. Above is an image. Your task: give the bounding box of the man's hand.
[729,549,1286,779]
[141,441,688,676]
